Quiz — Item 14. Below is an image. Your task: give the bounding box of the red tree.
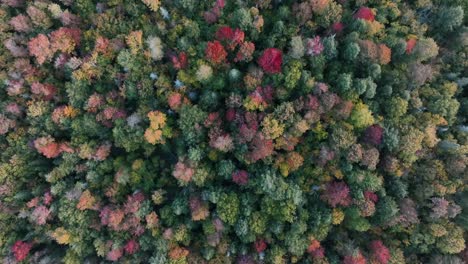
[354,7,375,21]
[363,124,383,145]
[232,170,249,185]
[321,181,351,207]
[206,40,227,64]
[12,241,33,261]
[369,240,390,264]
[258,48,283,74]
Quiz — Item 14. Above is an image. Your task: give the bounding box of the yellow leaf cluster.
[332,208,344,225]
[145,111,167,145]
[261,116,284,140]
[126,30,143,54]
[63,105,78,118]
[27,100,48,117]
[145,128,163,145]
[51,227,71,245]
[366,20,384,36]
[147,111,166,129]
[141,0,160,12]
[72,59,101,82]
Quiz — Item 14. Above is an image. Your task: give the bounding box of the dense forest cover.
[0,0,467,263]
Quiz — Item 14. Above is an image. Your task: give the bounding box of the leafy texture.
[0,0,466,263]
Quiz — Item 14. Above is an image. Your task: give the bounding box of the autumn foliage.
[0,0,466,263]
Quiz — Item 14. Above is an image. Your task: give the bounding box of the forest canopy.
[0,0,467,263]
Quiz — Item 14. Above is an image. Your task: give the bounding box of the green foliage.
[216,192,240,226]
[373,196,399,225]
[178,105,207,145]
[435,221,465,254]
[0,0,466,263]
[345,207,371,232]
[386,97,408,119]
[284,60,302,91]
[349,102,375,129]
[432,6,464,34]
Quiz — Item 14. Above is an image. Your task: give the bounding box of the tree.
[349,102,375,130]
[432,6,464,34]
[217,192,240,225]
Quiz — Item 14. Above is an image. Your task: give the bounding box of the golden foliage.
[332,208,344,225]
[126,30,143,54]
[51,227,71,244]
[147,111,166,129]
[145,111,167,145]
[77,190,96,210]
[141,0,160,12]
[63,105,78,118]
[144,128,163,145]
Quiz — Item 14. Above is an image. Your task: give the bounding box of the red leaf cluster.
[363,124,383,145]
[206,40,227,64]
[354,7,375,21]
[406,38,417,54]
[124,240,140,255]
[343,251,367,264]
[232,170,249,185]
[369,240,390,264]
[12,241,33,261]
[254,238,267,253]
[258,48,283,74]
[215,26,244,50]
[171,52,188,69]
[204,0,225,23]
[321,181,351,207]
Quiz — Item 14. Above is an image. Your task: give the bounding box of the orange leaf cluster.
[168,246,189,260]
[77,190,96,211]
[145,111,167,145]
